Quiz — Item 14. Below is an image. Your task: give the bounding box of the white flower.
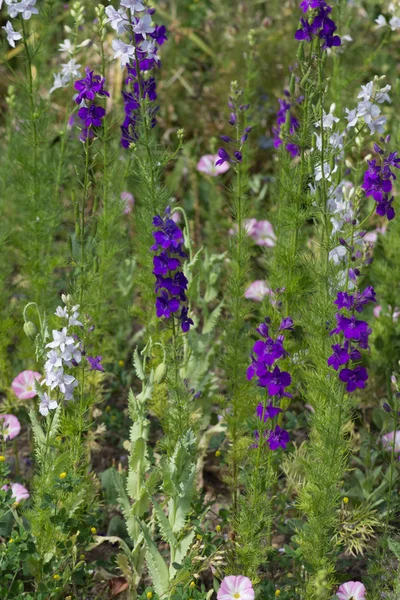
[105,5,128,34]
[389,15,400,30]
[63,379,79,401]
[315,104,340,129]
[39,392,58,416]
[46,328,75,352]
[2,20,22,47]
[44,367,65,390]
[329,245,347,265]
[315,162,337,182]
[357,100,380,124]
[133,14,155,38]
[358,82,374,101]
[112,38,136,68]
[58,39,74,54]
[60,343,81,366]
[140,39,158,60]
[49,73,66,94]
[375,14,388,28]
[69,311,82,327]
[375,84,391,104]
[345,107,358,128]
[44,349,63,372]
[61,58,81,79]
[120,0,145,11]
[55,306,69,319]
[8,0,38,20]
[368,115,387,134]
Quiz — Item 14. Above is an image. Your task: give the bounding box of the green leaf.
[29,409,46,448]
[136,518,170,598]
[153,499,177,547]
[202,301,223,335]
[133,347,145,380]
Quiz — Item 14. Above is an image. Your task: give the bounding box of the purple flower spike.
[78,104,106,128]
[216,148,231,166]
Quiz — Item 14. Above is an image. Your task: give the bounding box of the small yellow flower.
[0,455,5,462]
[189,581,196,588]
[12,501,19,508]
[275,591,281,597]
[146,592,153,600]
[59,472,67,479]
[80,554,85,561]
[8,538,13,544]
[106,406,111,412]
[66,596,72,600]
[216,525,221,532]
[343,497,349,504]
[196,534,202,541]
[53,574,60,580]
[215,450,221,457]
[90,527,97,534]
[118,360,124,366]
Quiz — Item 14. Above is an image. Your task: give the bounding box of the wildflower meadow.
[1,0,400,598]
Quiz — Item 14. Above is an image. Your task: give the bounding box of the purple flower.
[295,1,341,49]
[216,148,230,166]
[152,208,192,332]
[279,316,294,331]
[74,67,110,104]
[339,366,368,392]
[259,366,292,397]
[330,314,370,340]
[155,290,180,318]
[268,425,290,450]
[327,342,361,371]
[256,402,282,421]
[78,104,106,127]
[87,356,104,372]
[153,252,181,276]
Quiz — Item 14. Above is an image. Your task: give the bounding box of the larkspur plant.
[2,0,400,597]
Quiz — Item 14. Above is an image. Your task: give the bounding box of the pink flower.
[121,191,135,214]
[11,370,41,400]
[197,154,230,176]
[382,431,400,453]
[251,220,276,247]
[244,280,272,302]
[0,415,21,441]
[336,581,366,600]
[373,304,400,320]
[2,482,30,503]
[364,224,387,243]
[217,576,254,600]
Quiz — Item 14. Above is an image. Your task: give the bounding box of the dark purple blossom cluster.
[74,67,109,141]
[247,317,294,451]
[151,208,193,333]
[295,0,341,49]
[272,91,300,158]
[328,286,376,391]
[362,140,399,221]
[216,91,251,168]
[120,15,167,148]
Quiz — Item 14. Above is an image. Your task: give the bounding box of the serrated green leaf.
[133,347,145,380]
[153,499,177,547]
[136,518,170,597]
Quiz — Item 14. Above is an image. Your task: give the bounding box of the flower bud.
[154,362,167,384]
[23,321,37,339]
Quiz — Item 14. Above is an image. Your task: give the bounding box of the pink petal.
[11,370,41,399]
[0,414,21,441]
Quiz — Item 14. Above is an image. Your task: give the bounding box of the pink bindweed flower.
[244,280,272,302]
[121,191,135,214]
[2,482,30,503]
[217,576,254,600]
[0,415,21,441]
[336,581,366,600]
[11,370,41,400]
[382,431,400,453]
[197,154,230,176]
[251,220,276,247]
